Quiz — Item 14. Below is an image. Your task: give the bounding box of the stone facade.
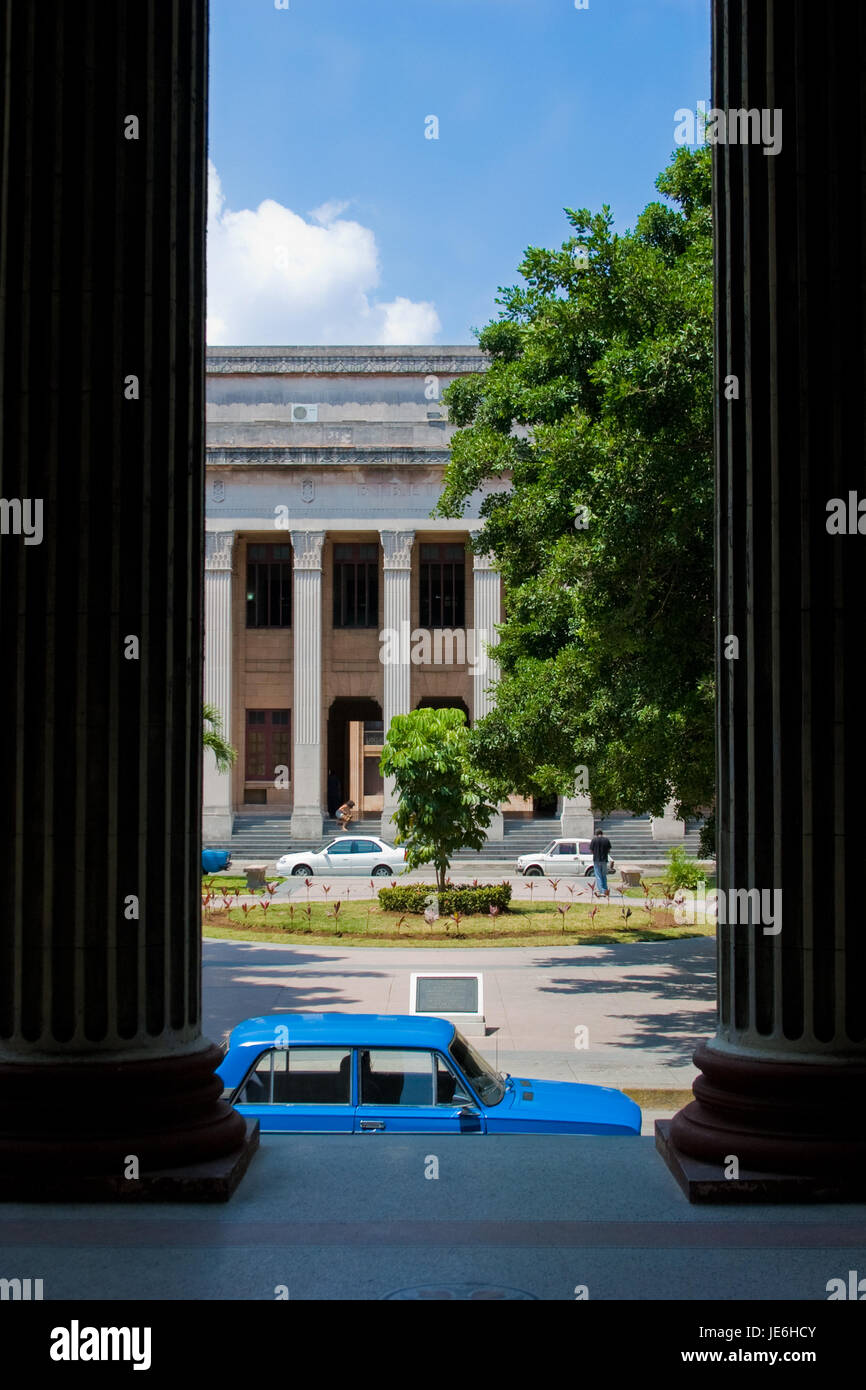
[203,346,509,842]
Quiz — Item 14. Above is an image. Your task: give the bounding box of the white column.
[380,530,415,842]
[290,530,326,840]
[652,799,686,841]
[471,542,504,840]
[203,531,235,843]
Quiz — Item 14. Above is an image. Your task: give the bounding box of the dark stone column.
[0,0,256,1198]
[657,0,866,1200]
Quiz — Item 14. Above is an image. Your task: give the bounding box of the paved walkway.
[203,936,716,1101]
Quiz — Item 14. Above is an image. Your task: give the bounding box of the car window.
[558,841,576,855]
[540,840,557,854]
[449,1033,506,1106]
[234,1047,351,1105]
[359,1049,435,1106]
[578,841,591,854]
[351,840,378,853]
[435,1055,473,1106]
[326,841,352,855]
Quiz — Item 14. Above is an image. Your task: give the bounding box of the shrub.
[378,883,512,915]
[375,885,431,914]
[662,845,703,892]
[438,884,512,915]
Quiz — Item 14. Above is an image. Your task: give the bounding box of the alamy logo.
[0,497,43,545]
[379,623,491,671]
[674,101,782,156]
[49,1320,152,1371]
[0,1276,43,1299]
[673,881,782,935]
[826,1270,866,1300]
[826,493,866,534]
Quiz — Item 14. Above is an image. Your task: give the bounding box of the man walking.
[590,824,612,897]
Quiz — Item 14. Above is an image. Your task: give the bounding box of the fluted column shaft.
[203,532,235,841]
[471,546,504,839]
[380,531,415,836]
[470,549,501,722]
[290,531,325,839]
[0,0,249,1183]
[664,0,866,1185]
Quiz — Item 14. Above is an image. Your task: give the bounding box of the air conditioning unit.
[290,403,318,422]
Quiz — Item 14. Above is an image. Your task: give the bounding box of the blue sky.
[207,0,710,345]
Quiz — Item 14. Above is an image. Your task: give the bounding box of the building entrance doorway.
[327,698,384,818]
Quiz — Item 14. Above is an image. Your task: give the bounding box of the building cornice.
[206,346,489,376]
[206,447,453,468]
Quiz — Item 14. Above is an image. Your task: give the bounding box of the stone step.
[219,813,708,862]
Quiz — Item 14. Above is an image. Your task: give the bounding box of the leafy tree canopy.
[379,707,500,889]
[436,146,714,820]
[203,702,236,774]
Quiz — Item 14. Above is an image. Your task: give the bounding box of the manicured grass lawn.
[622,1088,694,1111]
[201,897,714,947]
[621,874,716,899]
[202,875,285,893]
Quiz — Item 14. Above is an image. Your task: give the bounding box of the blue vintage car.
[216,1013,641,1136]
[202,848,232,873]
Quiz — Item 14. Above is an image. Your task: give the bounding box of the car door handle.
[359,1120,385,1132]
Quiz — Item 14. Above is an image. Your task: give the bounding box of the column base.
[651,812,685,841]
[485,812,504,842]
[656,1120,866,1204]
[381,809,399,845]
[659,1041,866,1199]
[0,1119,259,1204]
[203,809,234,842]
[290,807,323,840]
[0,1042,249,1185]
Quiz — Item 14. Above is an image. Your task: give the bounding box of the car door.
[321,839,354,874]
[347,838,379,874]
[231,1046,355,1132]
[353,1048,486,1134]
[550,840,579,875]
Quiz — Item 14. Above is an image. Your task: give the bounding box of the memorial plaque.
[415,975,479,1015]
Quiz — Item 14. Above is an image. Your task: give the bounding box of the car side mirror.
[457,1103,479,1115]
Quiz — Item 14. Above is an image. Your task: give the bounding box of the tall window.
[246,543,292,628]
[333,542,378,627]
[419,543,465,627]
[245,710,290,781]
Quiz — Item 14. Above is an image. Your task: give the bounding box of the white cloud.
[206,163,440,345]
[309,199,351,226]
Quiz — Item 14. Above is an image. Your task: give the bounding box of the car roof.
[226,1012,456,1050]
[285,837,391,853]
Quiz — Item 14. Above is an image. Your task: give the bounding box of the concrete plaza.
[3,1136,865,1301]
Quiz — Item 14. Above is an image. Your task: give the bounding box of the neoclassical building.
[203,345,590,845]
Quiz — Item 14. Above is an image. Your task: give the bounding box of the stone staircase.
[225,815,383,861]
[220,811,707,864]
[596,813,707,861]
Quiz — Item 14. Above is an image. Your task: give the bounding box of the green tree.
[379,707,499,890]
[436,145,714,821]
[203,702,236,774]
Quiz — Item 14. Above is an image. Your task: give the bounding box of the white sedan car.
[275,836,408,878]
[515,838,615,878]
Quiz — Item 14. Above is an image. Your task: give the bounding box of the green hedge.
[378,883,512,915]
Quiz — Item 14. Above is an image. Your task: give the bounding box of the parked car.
[515,838,615,878]
[275,836,407,878]
[202,848,232,873]
[216,1013,641,1136]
